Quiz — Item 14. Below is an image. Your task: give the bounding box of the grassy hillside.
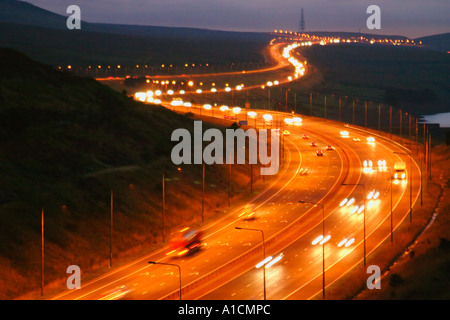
[0,48,261,299]
[299,43,450,115]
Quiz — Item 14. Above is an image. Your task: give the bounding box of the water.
[421,112,450,128]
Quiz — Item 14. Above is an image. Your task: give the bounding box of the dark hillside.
[0,48,255,299]
[299,43,450,115]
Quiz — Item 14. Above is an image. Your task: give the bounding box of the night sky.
[22,0,450,38]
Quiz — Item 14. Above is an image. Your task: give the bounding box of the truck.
[166,227,204,258]
[394,162,406,179]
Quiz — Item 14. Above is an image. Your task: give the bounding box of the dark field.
[299,43,450,115]
[0,22,271,72]
[0,48,265,299]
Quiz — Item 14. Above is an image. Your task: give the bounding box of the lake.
[421,112,450,128]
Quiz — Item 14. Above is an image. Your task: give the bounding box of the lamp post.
[162,173,166,242]
[389,106,392,140]
[41,208,44,296]
[148,261,182,300]
[394,151,413,222]
[248,111,257,128]
[235,227,266,300]
[299,200,325,299]
[386,167,394,243]
[110,189,113,267]
[352,99,355,125]
[202,162,205,223]
[162,168,186,241]
[342,183,366,267]
[378,104,381,133]
[232,107,241,123]
[365,101,368,130]
[294,92,297,114]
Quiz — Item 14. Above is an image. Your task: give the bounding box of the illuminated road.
[53,110,342,300]
[51,104,420,300]
[52,37,421,301]
[196,116,420,300]
[96,42,292,82]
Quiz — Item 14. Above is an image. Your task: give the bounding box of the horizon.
[18,0,450,39]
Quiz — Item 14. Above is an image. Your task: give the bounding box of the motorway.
[96,42,291,82]
[105,41,309,98]
[52,39,421,300]
[52,105,421,300]
[196,114,419,300]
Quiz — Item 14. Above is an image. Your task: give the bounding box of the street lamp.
[263,114,272,129]
[393,151,413,222]
[148,261,182,300]
[342,183,367,267]
[298,200,326,299]
[203,104,212,118]
[162,168,187,241]
[233,107,241,122]
[264,83,272,110]
[376,162,394,243]
[235,227,266,300]
[248,111,257,128]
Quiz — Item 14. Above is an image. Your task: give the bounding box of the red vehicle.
[166,228,204,257]
[317,150,323,156]
[327,145,333,151]
[311,141,317,147]
[302,134,309,139]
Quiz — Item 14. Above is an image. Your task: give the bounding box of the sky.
[22,0,450,38]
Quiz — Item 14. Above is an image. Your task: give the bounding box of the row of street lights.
[147,105,418,300]
[56,99,416,300]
